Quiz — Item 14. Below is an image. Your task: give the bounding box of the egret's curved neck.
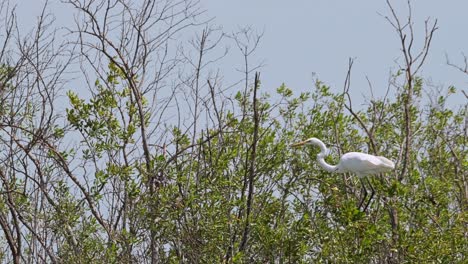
[317,157,338,172]
[313,140,339,173]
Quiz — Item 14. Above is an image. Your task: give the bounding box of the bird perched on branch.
[292,137,395,211]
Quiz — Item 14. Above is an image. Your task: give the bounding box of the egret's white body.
[292,138,395,177]
[329,152,395,176]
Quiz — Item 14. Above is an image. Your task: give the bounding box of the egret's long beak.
[291,141,307,148]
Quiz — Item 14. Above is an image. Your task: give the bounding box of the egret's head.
[291,137,320,148]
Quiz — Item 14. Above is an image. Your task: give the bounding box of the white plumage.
[292,137,395,211]
[292,138,395,177]
[336,152,395,176]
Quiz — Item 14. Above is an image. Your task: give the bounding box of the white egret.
[292,137,395,211]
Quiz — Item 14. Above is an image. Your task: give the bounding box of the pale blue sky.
[17,0,468,106]
[199,0,468,106]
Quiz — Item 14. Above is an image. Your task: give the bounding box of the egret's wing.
[376,156,395,169]
[340,152,394,174]
[361,154,394,168]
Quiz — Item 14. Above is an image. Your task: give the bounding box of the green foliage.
[134,78,465,263]
[5,56,465,262]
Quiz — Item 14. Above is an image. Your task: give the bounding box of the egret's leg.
[363,177,375,212]
[358,178,368,209]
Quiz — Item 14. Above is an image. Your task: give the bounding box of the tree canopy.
[0,0,466,263]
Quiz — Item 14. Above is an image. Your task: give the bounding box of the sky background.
[16,0,468,107]
[198,0,468,106]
